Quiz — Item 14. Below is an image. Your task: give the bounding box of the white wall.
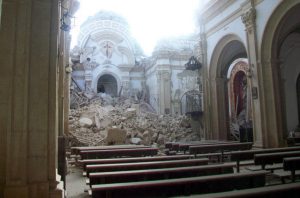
[255,0,281,50]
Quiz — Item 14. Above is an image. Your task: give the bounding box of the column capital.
[241,7,256,33]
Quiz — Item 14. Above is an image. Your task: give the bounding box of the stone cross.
[103,41,113,58]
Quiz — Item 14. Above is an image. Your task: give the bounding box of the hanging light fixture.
[185,56,202,71]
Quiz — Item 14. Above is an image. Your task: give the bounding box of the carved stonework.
[177,70,199,91]
[241,8,256,33]
[101,41,114,59]
[83,60,99,70]
[121,81,130,97]
[156,71,171,82]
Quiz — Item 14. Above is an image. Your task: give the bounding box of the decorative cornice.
[201,0,235,23]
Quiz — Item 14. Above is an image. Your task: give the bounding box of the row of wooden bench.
[90,170,268,198]
[71,143,300,197]
[85,154,300,197]
[75,141,253,161]
[165,140,240,154]
[179,182,300,198]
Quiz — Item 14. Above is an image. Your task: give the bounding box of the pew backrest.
[80,147,158,159]
[283,156,300,182]
[88,163,235,186]
[283,156,300,171]
[80,154,193,171]
[230,146,300,172]
[71,144,149,155]
[179,182,300,198]
[90,170,268,198]
[189,142,253,158]
[254,150,300,169]
[86,158,209,176]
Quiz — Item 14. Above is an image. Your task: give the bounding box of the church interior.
[1,0,300,197]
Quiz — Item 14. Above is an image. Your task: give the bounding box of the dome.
[81,10,129,28]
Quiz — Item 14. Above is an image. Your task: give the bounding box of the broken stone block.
[125,108,136,118]
[131,104,140,113]
[141,130,151,145]
[157,134,166,145]
[130,137,142,145]
[106,127,127,145]
[100,117,112,129]
[79,117,93,127]
[94,114,101,129]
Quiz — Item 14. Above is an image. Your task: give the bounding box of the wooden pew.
[165,142,174,150]
[178,141,240,154]
[80,147,158,159]
[80,154,193,171]
[88,163,234,186]
[168,141,239,153]
[287,137,300,146]
[71,144,150,155]
[89,170,268,198]
[283,156,300,182]
[178,182,300,198]
[189,142,253,159]
[230,146,300,172]
[254,150,300,170]
[166,140,233,152]
[86,158,209,177]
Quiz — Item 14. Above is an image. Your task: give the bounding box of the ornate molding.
[156,70,171,81]
[241,8,256,33]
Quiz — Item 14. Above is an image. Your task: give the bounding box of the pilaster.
[198,23,210,139]
[156,71,171,114]
[0,0,62,197]
[241,2,263,147]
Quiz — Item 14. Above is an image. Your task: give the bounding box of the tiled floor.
[66,164,90,198]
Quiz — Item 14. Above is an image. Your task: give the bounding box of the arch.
[97,74,118,97]
[260,0,300,147]
[209,34,247,79]
[78,21,134,53]
[233,71,247,116]
[92,69,121,95]
[180,89,202,115]
[208,34,248,140]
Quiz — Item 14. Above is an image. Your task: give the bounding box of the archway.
[280,32,300,134]
[209,35,248,140]
[97,74,118,97]
[260,1,300,147]
[227,59,252,142]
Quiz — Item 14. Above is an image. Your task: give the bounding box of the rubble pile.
[68,94,200,149]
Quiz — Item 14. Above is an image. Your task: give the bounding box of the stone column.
[0,0,62,197]
[156,72,163,114]
[120,81,129,97]
[83,63,92,91]
[64,35,72,135]
[162,71,171,114]
[198,29,210,140]
[241,5,263,147]
[58,30,66,137]
[157,71,171,114]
